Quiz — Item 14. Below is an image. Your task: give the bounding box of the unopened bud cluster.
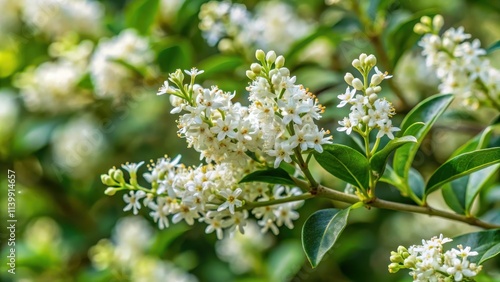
[415,14,500,110]
[389,234,482,282]
[337,54,400,140]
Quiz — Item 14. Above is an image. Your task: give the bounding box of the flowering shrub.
[101,47,500,280]
[3,0,500,280]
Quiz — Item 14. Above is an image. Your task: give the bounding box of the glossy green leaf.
[442,181,467,214]
[379,165,404,191]
[443,123,499,214]
[393,94,454,179]
[408,167,425,200]
[239,167,295,186]
[487,40,500,54]
[314,144,370,191]
[450,229,500,264]
[425,148,500,196]
[302,207,351,268]
[370,136,417,176]
[125,0,159,35]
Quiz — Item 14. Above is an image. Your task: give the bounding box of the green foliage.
[425,148,500,196]
[370,135,417,176]
[125,0,160,35]
[302,207,352,268]
[393,94,454,179]
[239,167,296,186]
[451,230,500,264]
[314,144,370,191]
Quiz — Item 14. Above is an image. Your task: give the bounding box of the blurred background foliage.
[0,0,499,281]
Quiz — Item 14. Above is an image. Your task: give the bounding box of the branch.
[316,185,500,229]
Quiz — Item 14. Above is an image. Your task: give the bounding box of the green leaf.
[393,94,454,179]
[379,165,404,190]
[487,40,500,54]
[385,10,437,67]
[125,0,159,35]
[442,181,467,214]
[302,207,351,268]
[156,39,194,73]
[198,55,244,77]
[267,240,305,281]
[425,148,500,196]
[370,136,417,176]
[314,144,370,191]
[450,229,500,264]
[239,167,295,186]
[408,167,425,200]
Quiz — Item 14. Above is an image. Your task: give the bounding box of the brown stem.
[316,185,500,229]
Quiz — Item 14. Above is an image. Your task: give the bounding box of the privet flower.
[337,53,400,140]
[88,216,198,282]
[90,29,155,100]
[198,1,312,54]
[415,15,500,110]
[389,234,482,282]
[101,50,333,239]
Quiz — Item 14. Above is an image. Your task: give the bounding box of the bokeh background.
[1,0,500,281]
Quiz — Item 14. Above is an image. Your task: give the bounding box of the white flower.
[274,204,299,229]
[123,190,146,215]
[376,120,400,140]
[267,140,297,168]
[184,68,204,77]
[122,161,145,176]
[157,81,170,95]
[337,86,356,108]
[172,204,200,225]
[149,197,170,229]
[217,188,243,214]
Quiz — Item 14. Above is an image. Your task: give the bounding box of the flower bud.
[250,63,261,74]
[369,93,378,103]
[275,55,285,68]
[266,50,277,64]
[359,53,367,65]
[388,263,400,273]
[370,74,383,86]
[101,175,114,186]
[104,187,118,196]
[352,59,361,68]
[246,70,256,80]
[413,23,428,34]
[366,54,377,67]
[256,49,265,61]
[352,78,364,90]
[113,169,125,183]
[421,16,431,26]
[390,254,403,263]
[397,246,407,253]
[373,86,382,93]
[433,15,444,31]
[344,72,354,85]
[362,115,370,124]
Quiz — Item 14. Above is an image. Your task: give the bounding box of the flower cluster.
[14,39,94,113]
[161,50,332,166]
[89,216,198,282]
[198,1,312,54]
[90,29,156,100]
[389,234,483,282]
[415,15,500,110]
[337,53,400,140]
[101,50,332,239]
[22,0,103,38]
